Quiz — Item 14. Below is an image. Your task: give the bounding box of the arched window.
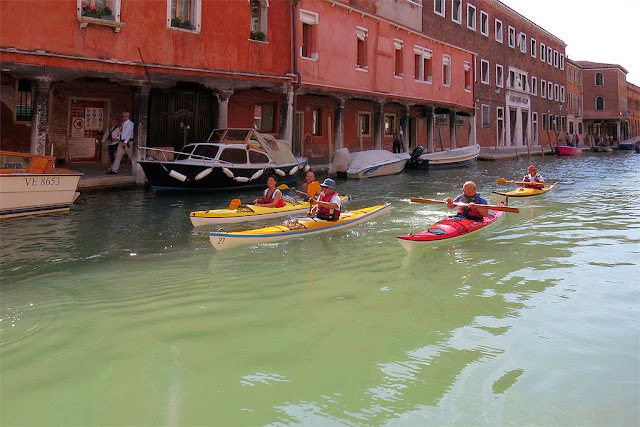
[595,96,605,111]
[595,72,604,86]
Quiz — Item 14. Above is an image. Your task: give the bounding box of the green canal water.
[1,151,638,426]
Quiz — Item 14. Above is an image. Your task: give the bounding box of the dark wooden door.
[148,88,216,150]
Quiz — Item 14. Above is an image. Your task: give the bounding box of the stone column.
[374,102,384,150]
[469,109,477,146]
[216,90,234,129]
[133,84,150,183]
[449,111,457,149]
[401,105,410,152]
[334,98,345,150]
[279,87,295,145]
[30,77,52,156]
[426,106,434,153]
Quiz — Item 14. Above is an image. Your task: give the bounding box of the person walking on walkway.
[108,112,133,174]
[102,118,121,163]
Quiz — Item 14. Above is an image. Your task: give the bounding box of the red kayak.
[397,210,504,251]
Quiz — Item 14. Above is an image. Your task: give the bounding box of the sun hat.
[320,178,336,189]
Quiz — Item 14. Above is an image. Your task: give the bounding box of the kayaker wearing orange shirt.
[445,181,489,220]
[522,165,544,189]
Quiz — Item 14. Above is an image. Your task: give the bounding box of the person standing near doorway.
[102,118,121,163]
[108,112,133,174]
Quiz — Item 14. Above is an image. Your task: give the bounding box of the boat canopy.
[347,150,404,172]
[206,129,297,164]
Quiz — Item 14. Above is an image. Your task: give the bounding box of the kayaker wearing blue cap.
[309,178,341,221]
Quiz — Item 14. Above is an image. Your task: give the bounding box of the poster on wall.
[85,107,104,130]
[68,137,97,159]
[71,117,85,138]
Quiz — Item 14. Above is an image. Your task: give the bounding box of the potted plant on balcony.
[81,2,114,20]
[250,30,266,41]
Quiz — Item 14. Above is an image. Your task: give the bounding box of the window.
[531,76,537,95]
[540,43,546,62]
[249,149,269,164]
[414,46,433,82]
[384,115,396,135]
[554,84,559,101]
[254,103,275,132]
[548,81,553,99]
[356,27,368,70]
[530,38,537,58]
[482,104,490,127]
[300,9,318,59]
[480,11,488,36]
[595,72,604,86]
[464,62,472,91]
[79,0,120,20]
[169,0,201,31]
[219,148,248,164]
[553,50,559,68]
[542,113,547,131]
[541,79,547,98]
[560,54,565,70]
[496,64,504,87]
[508,67,528,92]
[452,0,462,24]
[560,86,565,103]
[249,0,268,40]
[358,112,371,136]
[312,108,322,136]
[495,19,503,43]
[16,79,32,122]
[481,59,489,84]
[547,46,552,64]
[508,26,515,48]
[442,55,451,86]
[467,4,476,30]
[518,32,526,53]
[434,0,445,16]
[394,40,404,77]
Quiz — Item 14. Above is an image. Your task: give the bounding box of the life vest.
[316,191,340,221]
[456,194,483,219]
[260,188,285,207]
[523,173,543,188]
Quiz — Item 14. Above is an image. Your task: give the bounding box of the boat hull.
[397,209,503,251]
[209,203,391,250]
[555,145,581,156]
[492,182,558,203]
[409,145,480,170]
[190,195,349,226]
[138,162,305,191]
[0,173,83,219]
[346,159,407,179]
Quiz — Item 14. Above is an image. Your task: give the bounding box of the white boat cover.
[346,150,405,173]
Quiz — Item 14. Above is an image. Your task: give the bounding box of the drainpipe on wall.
[291,0,302,155]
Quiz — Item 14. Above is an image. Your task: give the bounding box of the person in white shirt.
[108,112,134,174]
[102,119,121,163]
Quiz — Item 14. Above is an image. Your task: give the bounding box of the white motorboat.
[408,145,480,169]
[138,129,308,192]
[345,150,408,179]
[0,151,83,219]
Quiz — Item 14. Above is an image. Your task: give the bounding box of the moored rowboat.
[397,204,507,251]
[190,195,349,226]
[209,203,391,250]
[492,182,558,203]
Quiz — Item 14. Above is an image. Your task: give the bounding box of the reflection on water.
[1,152,639,425]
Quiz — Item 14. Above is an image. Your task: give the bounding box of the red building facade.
[566,59,583,142]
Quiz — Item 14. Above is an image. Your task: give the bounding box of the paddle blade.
[277,184,289,190]
[229,199,241,210]
[307,181,321,198]
[496,178,508,185]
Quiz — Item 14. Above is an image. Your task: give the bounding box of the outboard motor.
[408,145,425,168]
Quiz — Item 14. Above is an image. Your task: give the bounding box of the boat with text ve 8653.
[0,151,83,219]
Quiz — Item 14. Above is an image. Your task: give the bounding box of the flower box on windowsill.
[78,15,125,32]
[249,31,266,41]
[171,17,194,31]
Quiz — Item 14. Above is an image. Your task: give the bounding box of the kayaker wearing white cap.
[309,178,341,221]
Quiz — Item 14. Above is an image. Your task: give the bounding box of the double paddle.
[228,184,290,210]
[497,178,544,188]
[410,197,520,213]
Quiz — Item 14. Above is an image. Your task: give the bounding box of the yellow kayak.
[492,182,558,203]
[191,195,349,226]
[209,203,391,250]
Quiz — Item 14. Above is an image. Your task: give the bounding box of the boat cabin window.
[223,130,250,142]
[207,129,226,142]
[174,145,197,161]
[248,150,270,164]
[191,145,220,160]
[219,148,248,164]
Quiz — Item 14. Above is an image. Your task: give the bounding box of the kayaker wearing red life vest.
[445,181,489,220]
[253,175,286,208]
[522,165,544,188]
[309,178,341,221]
